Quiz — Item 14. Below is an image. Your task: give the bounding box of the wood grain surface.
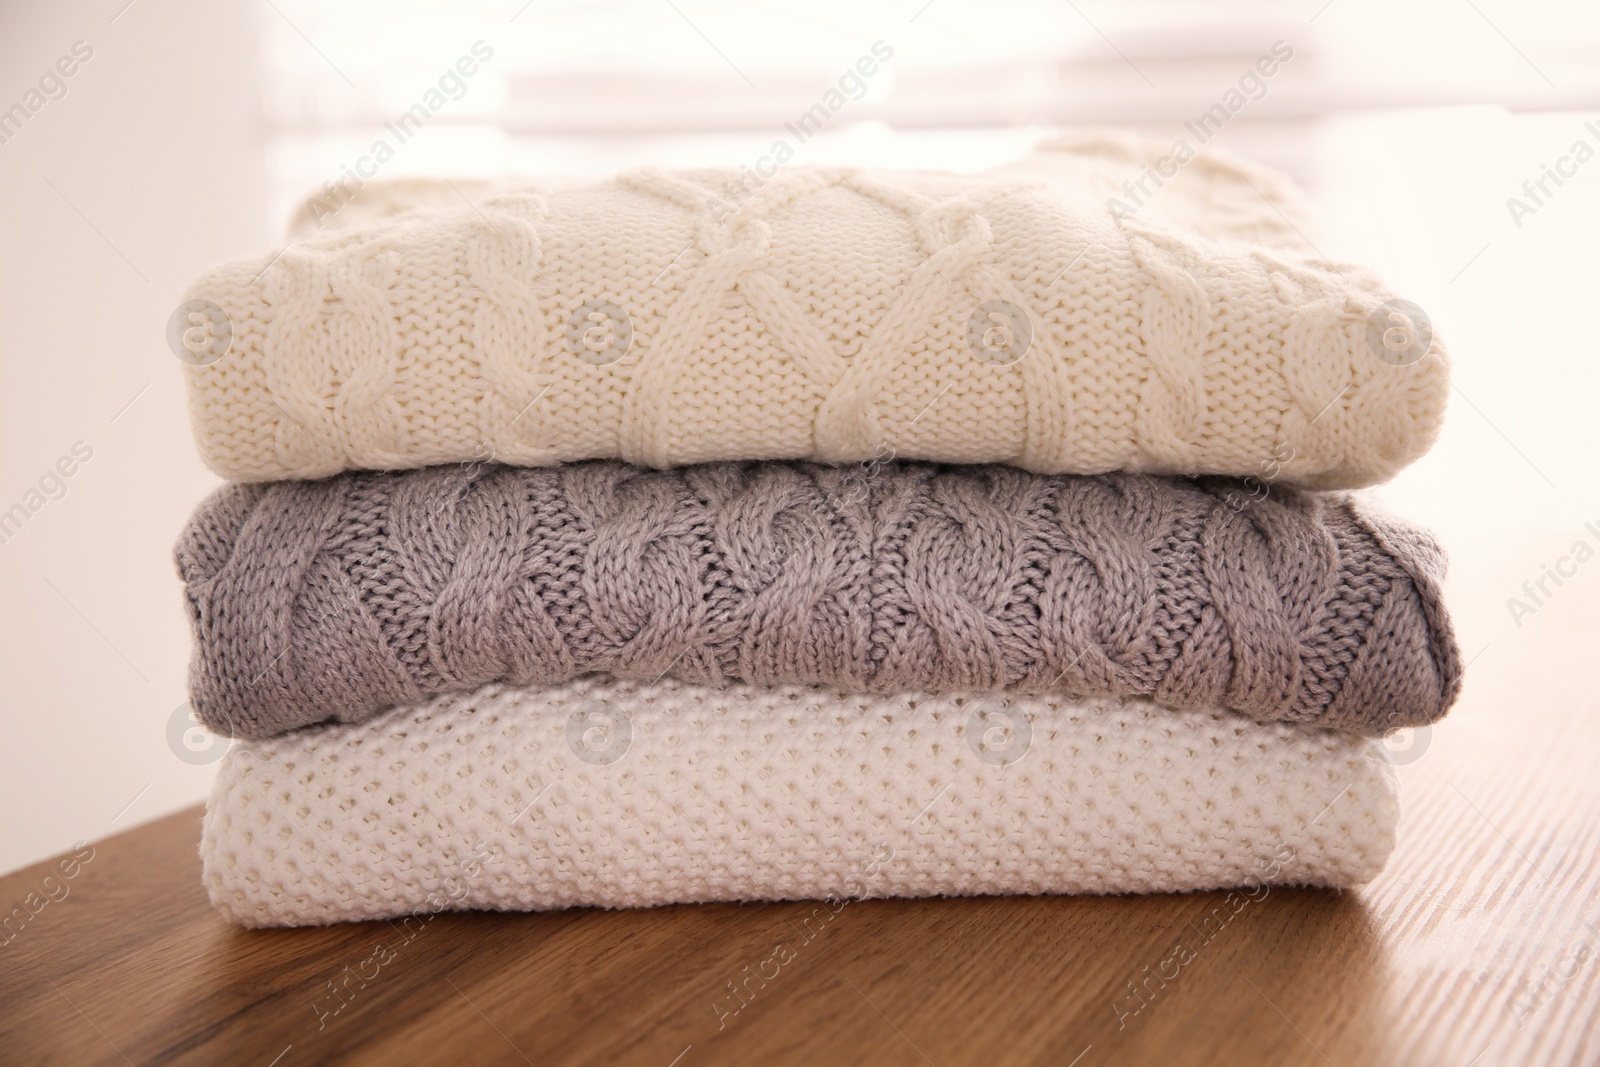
[3,537,1598,1067]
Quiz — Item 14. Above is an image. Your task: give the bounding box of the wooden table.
[4,548,1598,1067]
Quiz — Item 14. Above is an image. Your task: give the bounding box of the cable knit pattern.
[181,133,1449,488]
[199,678,1400,927]
[174,461,1461,740]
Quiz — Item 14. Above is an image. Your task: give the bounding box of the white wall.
[0,0,265,873]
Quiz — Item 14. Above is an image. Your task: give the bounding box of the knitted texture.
[174,460,1461,740]
[180,133,1448,488]
[199,678,1401,927]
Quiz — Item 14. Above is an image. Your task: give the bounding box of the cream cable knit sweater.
[181,134,1448,487]
[200,678,1400,927]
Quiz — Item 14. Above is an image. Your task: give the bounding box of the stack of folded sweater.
[175,134,1458,927]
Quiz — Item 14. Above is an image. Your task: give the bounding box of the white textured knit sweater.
[181,134,1448,488]
[200,678,1399,927]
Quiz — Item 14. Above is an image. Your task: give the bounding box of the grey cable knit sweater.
[175,460,1460,739]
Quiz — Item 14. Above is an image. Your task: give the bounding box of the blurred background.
[3,0,1599,874]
